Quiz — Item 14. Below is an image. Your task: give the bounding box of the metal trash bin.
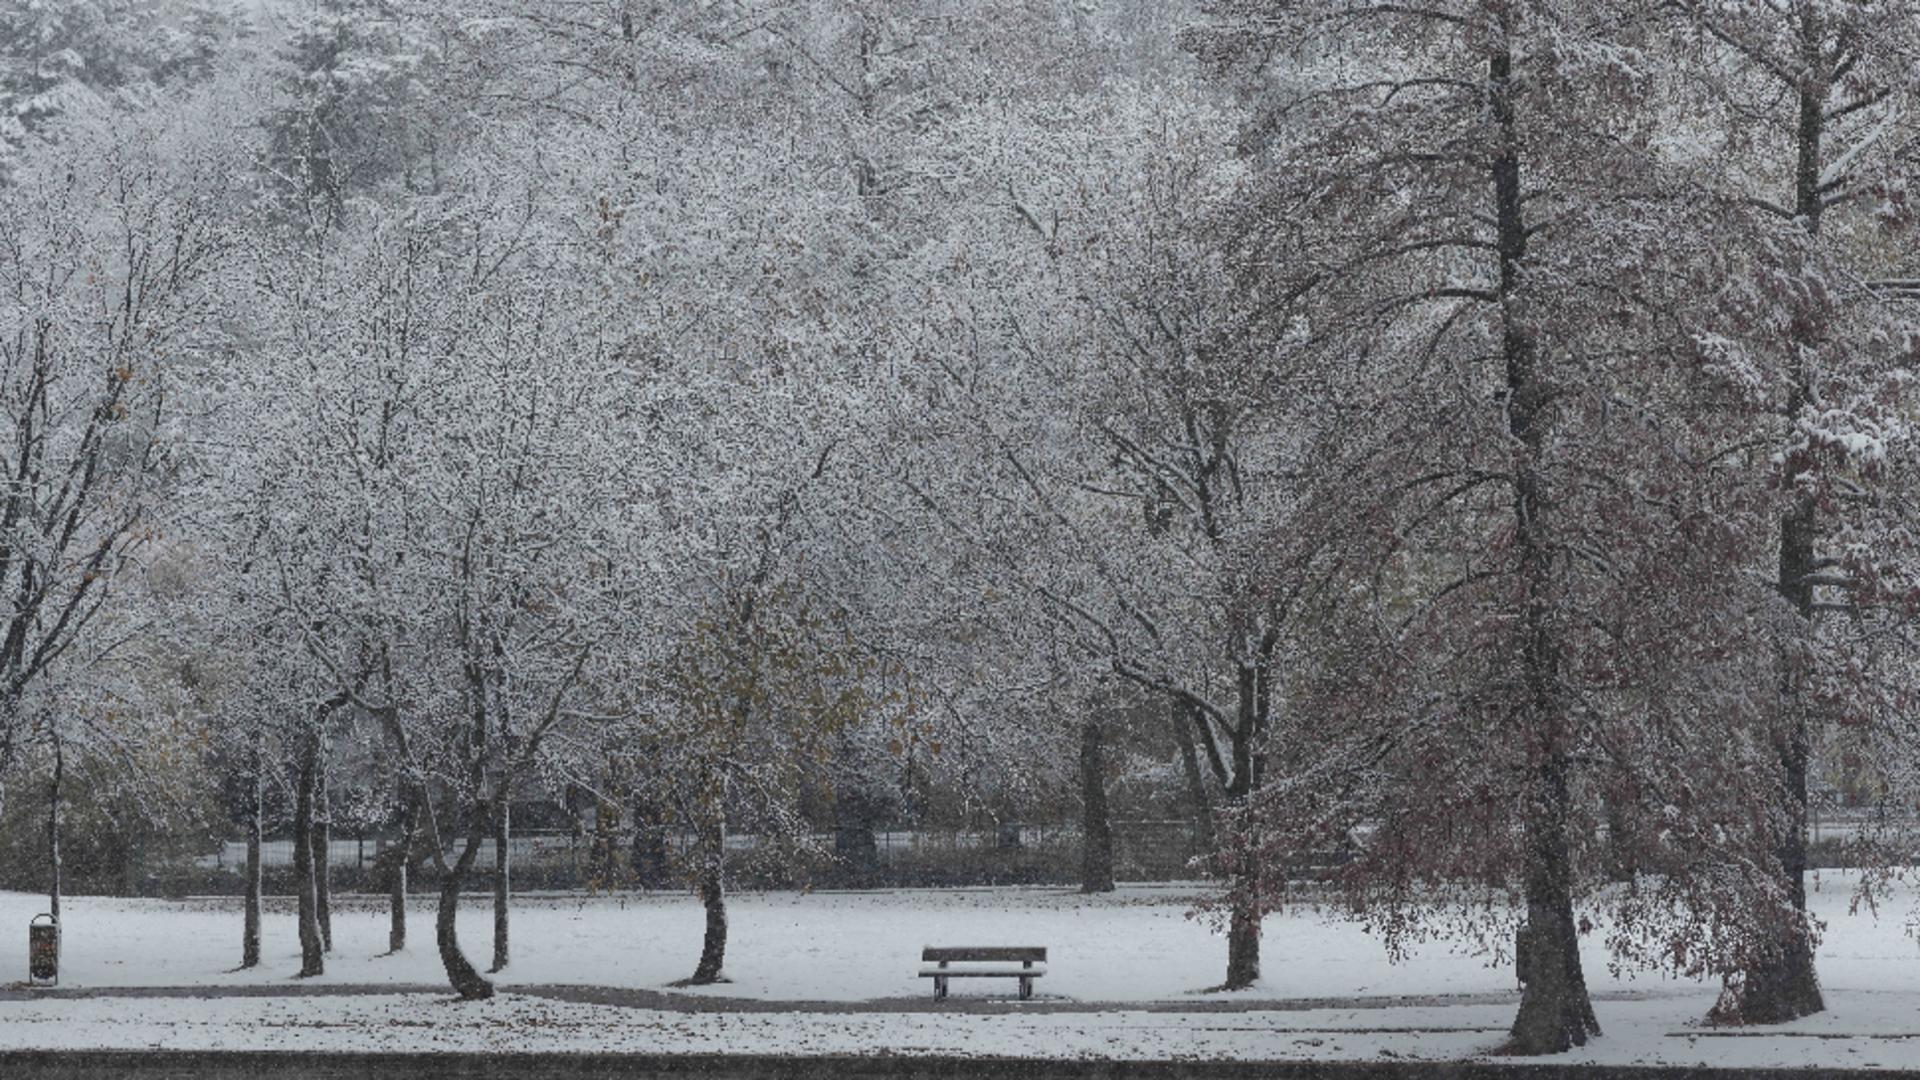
[28,913,57,986]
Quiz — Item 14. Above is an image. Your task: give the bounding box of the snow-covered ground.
[6,989,1920,1068]
[2,875,1919,1067]
[3,876,1914,1002]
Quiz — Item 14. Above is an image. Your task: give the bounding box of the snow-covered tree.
[1181,0,1866,1053]
[0,98,239,831]
[0,0,248,183]
[1663,0,1920,1025]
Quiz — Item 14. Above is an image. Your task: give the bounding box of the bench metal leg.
[935,975,948,1000]
[1019,975,1032,1001]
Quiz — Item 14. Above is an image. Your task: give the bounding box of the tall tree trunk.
[1080,716,1115,894]
[437,805,495,1000]
[1728,713,1823,1023]
[489,799,510,973]
[1488,28,1598,1053]
[315,738,333,953]
[1509,754,1599,1052]
[1220,646,1274,992]
[1730,9,1830,1025]
[46,731,61,922]
[689,815,728,984]
[1222,851,1261,989]
[387,798,415,953]
[293,728,324,978]
[242,744,263,969]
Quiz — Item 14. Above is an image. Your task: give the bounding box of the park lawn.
[1,876,1918,1066]
[0,876,1913,1002]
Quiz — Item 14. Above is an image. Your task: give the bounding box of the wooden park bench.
[920,945,1047,1001]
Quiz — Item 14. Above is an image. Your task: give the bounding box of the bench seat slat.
[922,946,1047,962]
[918,966,1047,978]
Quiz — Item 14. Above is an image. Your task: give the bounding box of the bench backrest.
[923,946,1046,962]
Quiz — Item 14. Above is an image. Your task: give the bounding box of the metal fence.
[198,833,580,871]
[195,820,1207,880]
[199,814,1890,878]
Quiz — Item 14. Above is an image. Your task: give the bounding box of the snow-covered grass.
[4,875,1915,1002]
[2,875,1919,1066]
[9,880,1564,1000]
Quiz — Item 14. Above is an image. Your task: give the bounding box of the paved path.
[0,982,445,1002]
[0,979,1689,1015]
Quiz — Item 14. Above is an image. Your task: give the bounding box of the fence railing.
[195,821,1206,877]
[200,833,580,871]
[201,814,1890,876]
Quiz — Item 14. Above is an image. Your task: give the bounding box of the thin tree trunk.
[589,795,620,891]
[315,738,333,953]
[633,798,670,889]
[1080,716,1115,894]
[242,744,263,969]
[387,798,415,954]
[689,815,727,984]
[489,799,509,973]
[1220,644,1275,992]
[47,731,61,922]
[437,805,494,1000]
[293,728,324,978]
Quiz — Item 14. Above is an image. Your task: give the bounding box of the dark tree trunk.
[833,779,882,887]
[387,799,415,954]
[437,806,494,1000]
[1726,705,1824,1023]
[1218,638,1275,992]
[293,729,324,978]
[120,827,139,898]
[689,816,727,984]
[1488,29,1598,1054]
[1222,853,1261,990]
[1603,794,1636,884]
[1729,11,1830,1024]
[489,799,510,973]
[834,822,880,885]
[1079,717,1115,894]
[1203,640,1275,994]
[242,749,263,969]
[46,732,62,923]
[633,798,670,889]
[1509,755,1599,1053]
[315,740,333,953]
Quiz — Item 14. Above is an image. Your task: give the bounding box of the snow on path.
[0,991,1498,1061]
[0,989,1917,1068]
